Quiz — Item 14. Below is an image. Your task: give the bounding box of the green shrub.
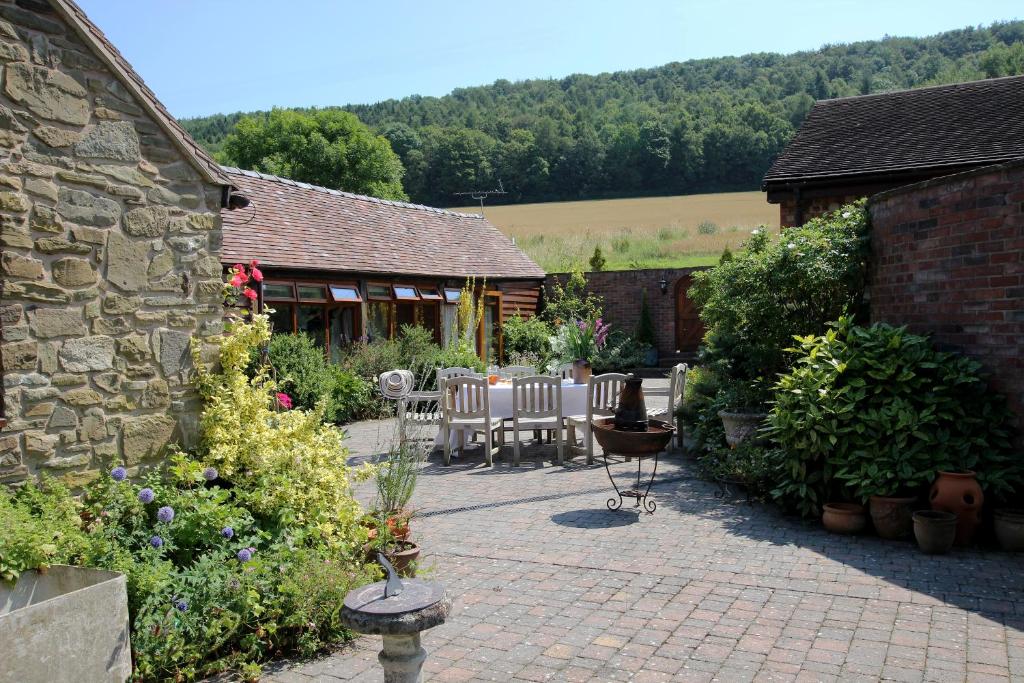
[697,220,718,235]
[697,442,772,497]
[542,268,602,325]
[503,314,553,367]
[589,246,606,271]
[766,317,1022,517]
[591,329,646,373]
[689,202,868,385]
[0,477,87,583]
[635,291,656,348]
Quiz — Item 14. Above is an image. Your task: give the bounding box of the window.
[420,286,443,300]
[263,281,295,301]
[330,285,361,302]
[367,283,392,300]
[393,285,420,300]
[297,284,327,301]
[268,304,294,334]
[367,301,391,341]
[443,288,461,303]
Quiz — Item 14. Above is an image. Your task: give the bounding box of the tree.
[222,109,407,200]
[588,246,606,272]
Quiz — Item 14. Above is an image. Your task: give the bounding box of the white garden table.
[433,380,589,448]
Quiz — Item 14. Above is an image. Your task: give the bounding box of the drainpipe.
[793,185,804,227]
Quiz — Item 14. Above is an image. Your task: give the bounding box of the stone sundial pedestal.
[340,554,451,683]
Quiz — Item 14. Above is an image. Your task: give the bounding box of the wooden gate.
[674,275,704,353]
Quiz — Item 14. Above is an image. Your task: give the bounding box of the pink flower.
[242,288,257,301]
[229,273,246,287]
[250,267,263,282]
[250,259,260,267]
[233,263,245,273]
[276,392,292,410]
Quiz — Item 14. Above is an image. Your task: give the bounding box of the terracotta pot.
[869,495,917,539]
[913,510,957,554]
[386,515,411,542]
[572,359,592,385]
[993,508,1024,552]
[385,541,420,576]
[717,410,767,448]
[929,471,984,546]
[822,503,866,535]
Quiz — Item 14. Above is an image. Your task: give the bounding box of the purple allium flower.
[247,546,256,555]
[138,488,155,504]
[110,466,127,482]
[221,526,234,539]
[203,467,218,481]
[157,506,175,523]
[237,548,252,562]
[150,535,163,548]
[173,598,188,612]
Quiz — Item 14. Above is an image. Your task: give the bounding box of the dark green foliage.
[689,202,869,386]
[502,315,553,367]
[766,317,1022,517]
[222,109,407,200]
[266,333,376,424]
[183,22,1024,205]
[591,330,647,373]
[0,478,88,583]
[589,246,606,272]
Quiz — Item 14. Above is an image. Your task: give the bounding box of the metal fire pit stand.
[340,555,451,683]
[603,450,659,514]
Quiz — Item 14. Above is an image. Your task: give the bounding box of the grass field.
[453,190,780,272]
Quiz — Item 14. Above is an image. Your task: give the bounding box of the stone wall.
[0,2,224,486]
[545,267,708,360]
[868,160,1024,444]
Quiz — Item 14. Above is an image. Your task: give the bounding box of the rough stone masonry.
[0,0,226,486]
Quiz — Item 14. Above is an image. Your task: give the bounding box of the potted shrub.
[636,291,658,367]
[551,317,610,384]
[994,509,1024,552]
[700,442,770,501]
[365,513,420,576]
[912,510,958,554]
[373,444,422,541]
[716,381,769,448]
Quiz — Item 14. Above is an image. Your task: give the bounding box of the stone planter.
[0,566,131,682]
[822,503,867,535]
[913,510,957,554]
[869,495,917,540]
[717,410,767,448]
[994,509,1024,552]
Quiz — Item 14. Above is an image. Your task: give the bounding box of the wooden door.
[674,275,704,353]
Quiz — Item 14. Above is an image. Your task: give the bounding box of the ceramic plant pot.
[913,510,958,554]
[572,359,592,385]
[869,495,917,540]
[822,503,867,535]
[929,471,984,546]
[993,508,1024,552]
[717,410,767,448]
[386,541,421,576]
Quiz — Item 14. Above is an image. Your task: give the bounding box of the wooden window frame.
[329,282,363,303]
[367,282,394,301]
[419,286,443,301]
[393,284,421,301]
[296,282,329,302]
[443,287,461,303]
[263,280,297,302]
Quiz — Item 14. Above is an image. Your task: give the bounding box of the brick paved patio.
[265,414,1024,682]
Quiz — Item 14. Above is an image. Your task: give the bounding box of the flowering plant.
[550,317,610,363]
[223,259,263,308]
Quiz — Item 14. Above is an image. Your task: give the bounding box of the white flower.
[842,211,851,218]
[787,242,796,249]
[751,229,760,235]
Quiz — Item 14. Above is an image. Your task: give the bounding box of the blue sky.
[78,1,1021,119]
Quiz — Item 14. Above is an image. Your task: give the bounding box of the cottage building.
[763,75,1024,226]
[220,167,545,362]
[0,0,235,485]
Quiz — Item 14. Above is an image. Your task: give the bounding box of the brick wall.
[545,268,708,360]
[868,159,1024,442]
[779,192,871,227]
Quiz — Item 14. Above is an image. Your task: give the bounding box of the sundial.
[343,555,446,615]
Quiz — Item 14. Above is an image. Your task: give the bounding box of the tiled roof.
[220,168,546,279]
[50,0,229,187]
[763,75,1024,187]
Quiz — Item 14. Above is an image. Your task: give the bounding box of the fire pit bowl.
[592,418,674,456]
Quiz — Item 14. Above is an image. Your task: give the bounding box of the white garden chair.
[645,363,688,451]
[440,376,503,467]
[437,366,476,387]
[551,362,573,381]
[511,376,563,466]
[501,365,537,379]
[379,370,441,445]
[566,373,628,464]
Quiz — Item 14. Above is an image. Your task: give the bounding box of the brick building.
[763,76,1024,227]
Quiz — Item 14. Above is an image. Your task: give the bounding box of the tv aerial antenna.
[453,180,506,218]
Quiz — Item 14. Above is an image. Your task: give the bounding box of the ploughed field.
[454,190,780,272]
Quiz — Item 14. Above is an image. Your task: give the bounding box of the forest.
[182,22,1024,206]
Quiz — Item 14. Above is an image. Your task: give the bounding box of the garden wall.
[0,1,226,485]
[545,267,708,361]
[868,159,1024,442]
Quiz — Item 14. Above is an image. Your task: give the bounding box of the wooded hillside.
[183,22,1024,206]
